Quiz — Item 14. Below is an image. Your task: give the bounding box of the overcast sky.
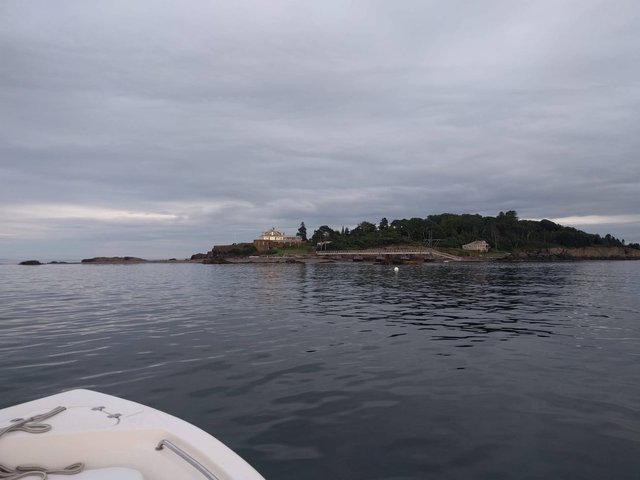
[1,0,639,260]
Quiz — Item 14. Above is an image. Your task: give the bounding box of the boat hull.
[0,389,265,480]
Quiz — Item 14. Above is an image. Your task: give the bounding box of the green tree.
[306,211,626,252]
[297,221,308,241]
[379,217,389,230]
[352,221,377,236]
[311,225,335,243]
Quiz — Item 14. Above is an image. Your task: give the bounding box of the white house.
[462,240,490,252]
[254,227,302,251]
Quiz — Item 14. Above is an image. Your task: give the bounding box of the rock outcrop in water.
[81,256,147,264]
[19,260,42,265]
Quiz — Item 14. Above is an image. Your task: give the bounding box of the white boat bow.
[0,389,265,480]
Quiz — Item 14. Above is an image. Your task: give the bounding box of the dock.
[316,248,462,262]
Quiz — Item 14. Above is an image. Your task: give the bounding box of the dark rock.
[208,243,257,257]
[501,249,572,262]
[81,256,146,264]
[190,253,207,260]
[501,246,640,262]
[202,257,230,264]
[19,260,42,265]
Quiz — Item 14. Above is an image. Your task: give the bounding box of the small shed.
[462,240,490,252]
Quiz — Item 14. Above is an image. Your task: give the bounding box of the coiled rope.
[0,406,84,479]
[0,463,84,480]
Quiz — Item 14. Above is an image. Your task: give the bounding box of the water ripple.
[1,262,639,479]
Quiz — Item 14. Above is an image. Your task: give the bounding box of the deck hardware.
[155,439,220,480]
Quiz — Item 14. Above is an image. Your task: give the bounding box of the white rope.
[0,406,66,439]
[0,462,84,479]
[0,406,84,479]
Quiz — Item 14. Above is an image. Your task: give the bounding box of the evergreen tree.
[305,212,626,252]
[297,222,308,241]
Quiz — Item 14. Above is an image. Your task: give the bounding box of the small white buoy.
[393,266,399,273]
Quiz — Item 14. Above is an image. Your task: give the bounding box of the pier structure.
[316,248,462,262]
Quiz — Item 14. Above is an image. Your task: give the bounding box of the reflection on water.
[303,264,572,342]
[1,262,639,479]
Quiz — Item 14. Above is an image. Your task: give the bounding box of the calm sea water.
[1,262,639,479]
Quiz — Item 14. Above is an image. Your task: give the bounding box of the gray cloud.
[1,0,639,259]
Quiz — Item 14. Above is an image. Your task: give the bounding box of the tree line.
[297,211,638,252]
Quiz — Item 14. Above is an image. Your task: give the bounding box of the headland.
[17,211,640,265]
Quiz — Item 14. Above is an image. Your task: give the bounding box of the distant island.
[19,257,191,265]
[19,211,640,265]
[199,211,640,263]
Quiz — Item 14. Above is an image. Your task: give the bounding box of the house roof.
[262,227,284,236]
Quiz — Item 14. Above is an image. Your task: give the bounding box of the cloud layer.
[1,0,639,259]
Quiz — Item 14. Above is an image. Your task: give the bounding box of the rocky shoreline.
[501,246,640,262]
[18,246,640,266]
